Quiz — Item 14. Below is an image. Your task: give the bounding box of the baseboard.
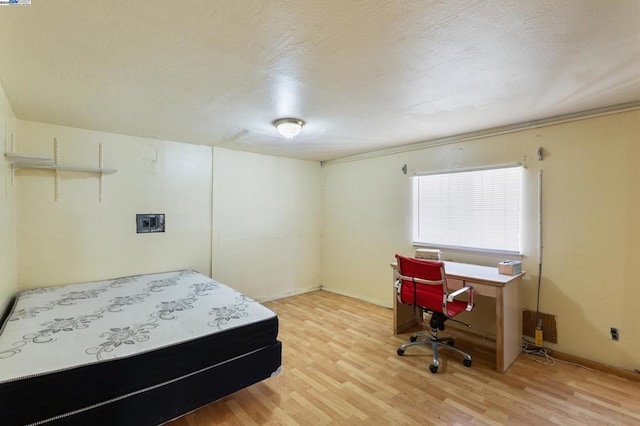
[547,350,640,382]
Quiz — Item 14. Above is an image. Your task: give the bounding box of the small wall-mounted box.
[498,260,522,275]
[136,214,165,233]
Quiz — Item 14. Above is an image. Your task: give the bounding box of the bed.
[0,270,282,425]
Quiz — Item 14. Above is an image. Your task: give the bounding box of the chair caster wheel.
[463,359,472,367]
[429,365,438,374]
[397,348,405,356]
[409,335,418,342]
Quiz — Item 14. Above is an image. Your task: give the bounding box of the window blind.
[412,165,522,254]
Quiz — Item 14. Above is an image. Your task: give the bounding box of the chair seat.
[444,299,468,317]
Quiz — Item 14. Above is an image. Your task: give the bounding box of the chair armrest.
[447,285,470,301]
[447,286,474,312]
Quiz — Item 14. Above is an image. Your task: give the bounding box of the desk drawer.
[448,278,497,298]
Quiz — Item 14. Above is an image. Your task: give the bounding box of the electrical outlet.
[610,327,619,341]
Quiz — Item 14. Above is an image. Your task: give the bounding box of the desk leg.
[495,279,522,372]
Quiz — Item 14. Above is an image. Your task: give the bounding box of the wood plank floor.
[167,290,640,425]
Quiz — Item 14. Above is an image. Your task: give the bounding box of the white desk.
[391,260,525,373]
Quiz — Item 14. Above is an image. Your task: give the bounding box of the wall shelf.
[4,138,118,202]
[4,154,117,174]
[4,153,54,164]
[8,160,117,174]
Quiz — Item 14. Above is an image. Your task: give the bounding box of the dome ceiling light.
[273,118,305,139]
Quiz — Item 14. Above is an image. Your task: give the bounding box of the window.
[412,165,522,254]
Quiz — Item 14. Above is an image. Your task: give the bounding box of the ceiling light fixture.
[274,118,305,139]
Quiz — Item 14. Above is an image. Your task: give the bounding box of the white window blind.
[412,165,522,254]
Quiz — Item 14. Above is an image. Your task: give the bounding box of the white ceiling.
[0,0,638,162]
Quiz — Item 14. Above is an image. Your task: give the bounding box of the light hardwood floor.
[167,290,640,425]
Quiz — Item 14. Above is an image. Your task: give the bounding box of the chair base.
[397,331,472,374]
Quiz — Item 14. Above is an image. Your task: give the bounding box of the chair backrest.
[396,253,448,313]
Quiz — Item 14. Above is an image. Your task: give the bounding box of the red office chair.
[395,254,474,373]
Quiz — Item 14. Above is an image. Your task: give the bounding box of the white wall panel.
[212,147,322,300]
[0,82,18,313]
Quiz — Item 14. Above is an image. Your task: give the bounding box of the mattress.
[0,270,281,425]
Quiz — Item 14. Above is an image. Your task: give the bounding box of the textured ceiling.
[0,0,638,161]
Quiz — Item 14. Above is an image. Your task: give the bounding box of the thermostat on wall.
[136,214,165,233]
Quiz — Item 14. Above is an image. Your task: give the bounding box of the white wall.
[322,111,640,371]
[212,147,322,301]
[15,121,212,288]
[0,82,18,313]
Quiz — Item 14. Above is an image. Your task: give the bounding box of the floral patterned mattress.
[0,270,277,384]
